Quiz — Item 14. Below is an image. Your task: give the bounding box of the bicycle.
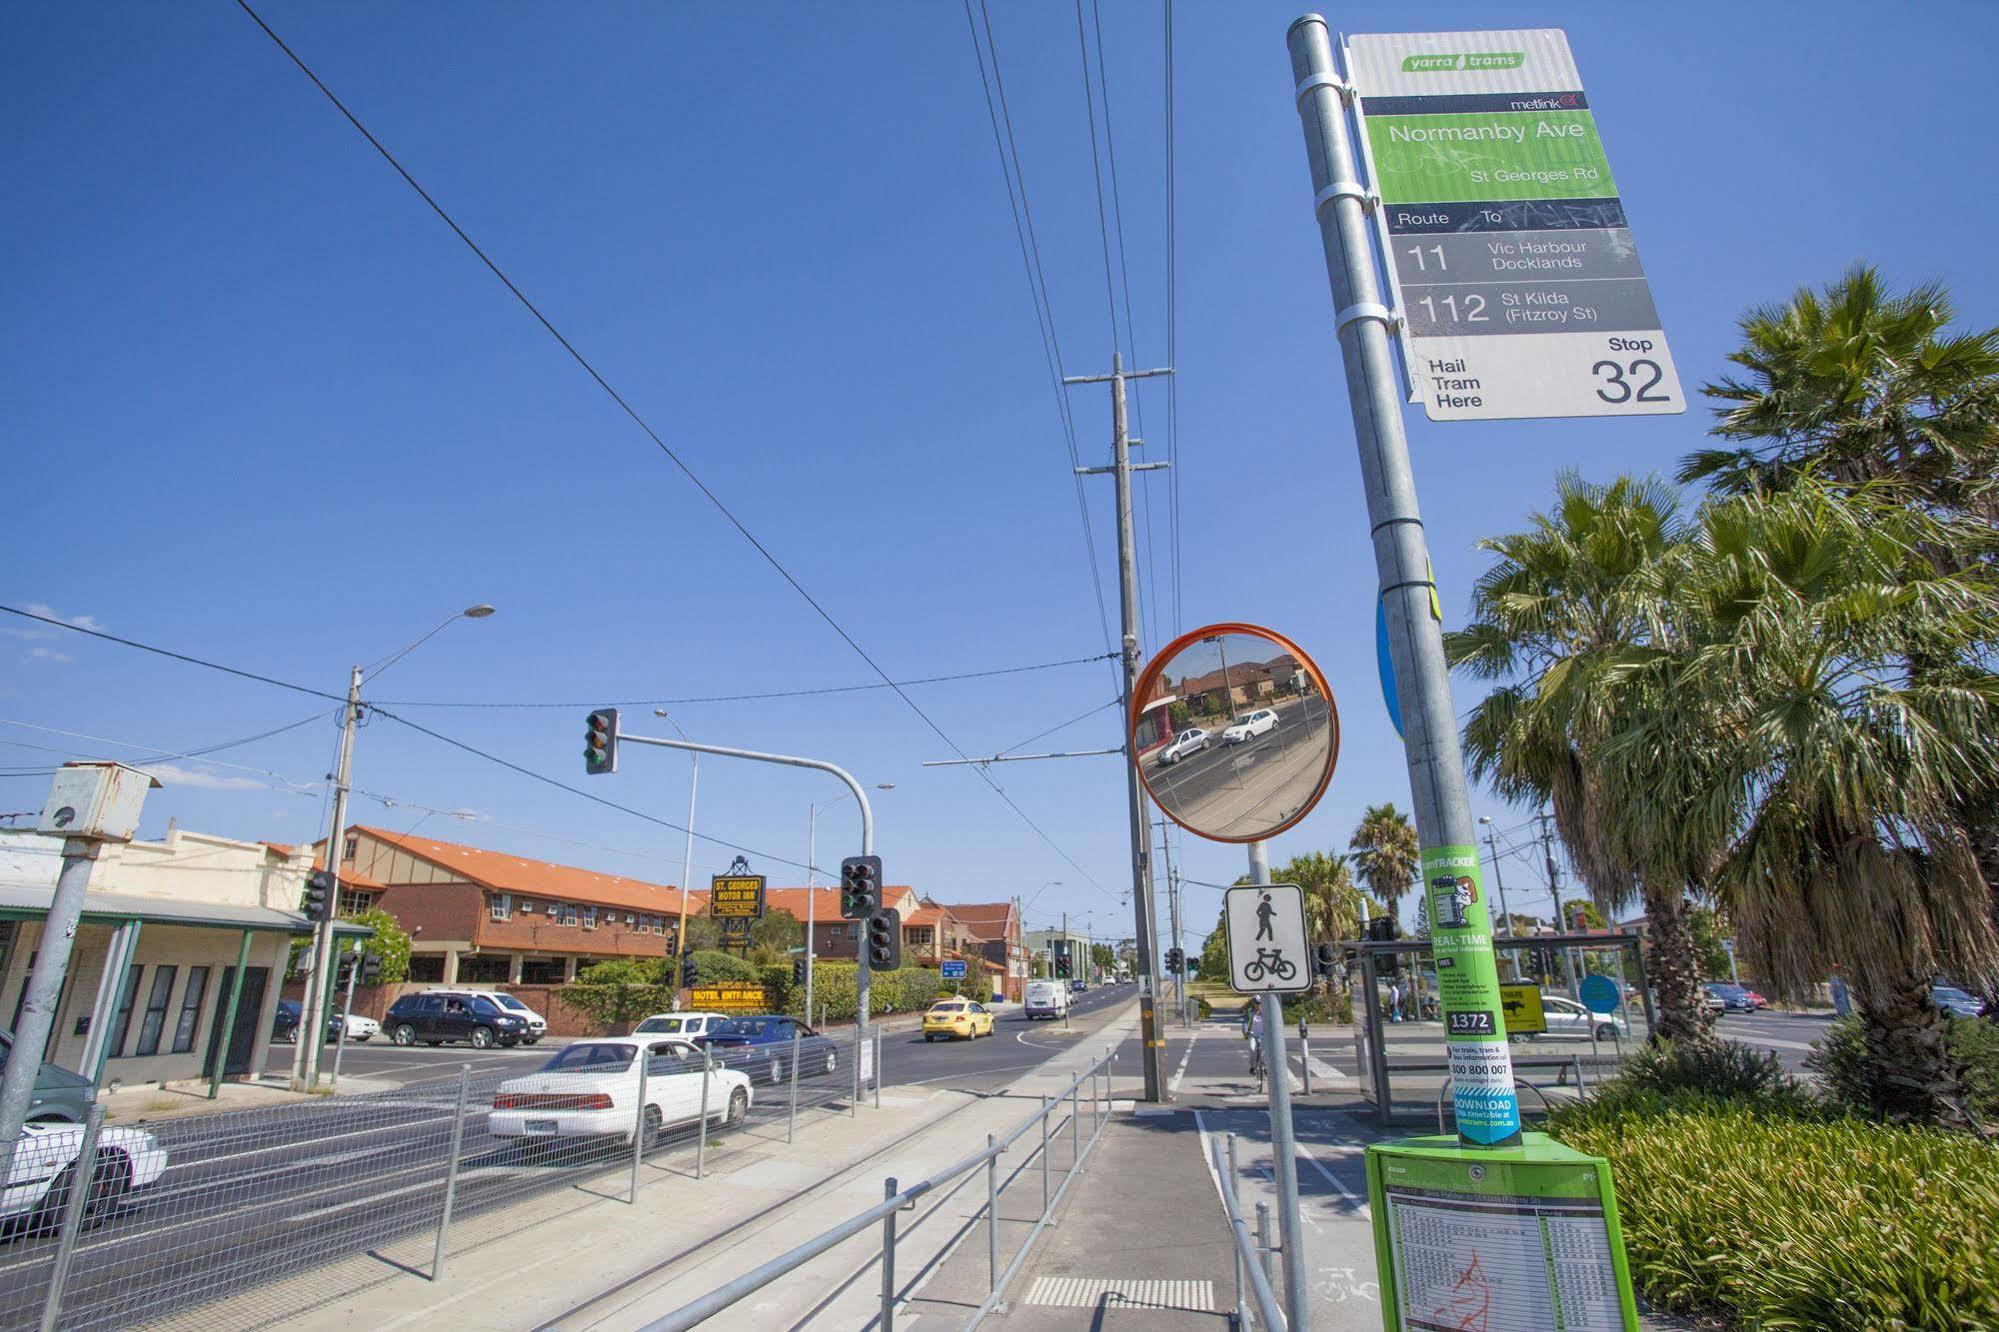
[1242,948,1297,984]
[1248,1038,1265,1093]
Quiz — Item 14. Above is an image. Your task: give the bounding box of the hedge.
[1550,1091,1999,1327]
[1807,1013,1999,1125]
[784,963,940,1022]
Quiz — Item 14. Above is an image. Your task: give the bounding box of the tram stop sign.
[1224,883,1311,994]
[1579,973,1621,1015]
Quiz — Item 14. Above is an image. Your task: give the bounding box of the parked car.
[273,1002,380,1045]
[384,993,529,1049]
[1535,994,1628,1042]
[633,1011,728,1040]
[1932,982,1988,1019]
[1023,980,1070,1020]
[691,1015,839,1085]
[3,1120,167,1232]
[488,1037,752,1146]
[332,1012,380,1042]
[1702,982,1756,1013]
[1221,709,1279,745]
[1157,728,1209,766]
[1738,987,1770,1010]
[0,1029,94,1124]
[424,989,548,1044]
[922,999,995,1042]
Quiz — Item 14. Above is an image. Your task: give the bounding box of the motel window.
[490,893,512,922]
[582,907,598,930]
[561,904,579,926]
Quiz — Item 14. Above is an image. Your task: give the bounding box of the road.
[4,989,1136,1332]
[1146,696,1333,838]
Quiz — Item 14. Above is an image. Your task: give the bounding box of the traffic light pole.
[1067,353,1173,1103]
[294,664,362,1093]
[617,734,877,1063]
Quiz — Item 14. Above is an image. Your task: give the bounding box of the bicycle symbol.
[1243,948,1296,983]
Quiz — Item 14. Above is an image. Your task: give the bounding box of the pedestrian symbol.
[1225,883,1310,994]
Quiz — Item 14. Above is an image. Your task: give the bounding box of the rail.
[636,1046,1118,1332]
[1210,1131,1286,1331]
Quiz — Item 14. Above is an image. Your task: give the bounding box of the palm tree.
[1275,850,1371,947]
[1684,265,1999,523]
[1446,473,1718,1045]
[1637,478,1999,1120]
[1349,804,1419,931]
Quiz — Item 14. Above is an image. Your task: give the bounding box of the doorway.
[204,965,268,1080]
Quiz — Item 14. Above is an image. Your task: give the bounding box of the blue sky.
[5,3,1996,947]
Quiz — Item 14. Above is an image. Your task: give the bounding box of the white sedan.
[1221,709,1278,744]
[3,1121,168,1231]
[1537,994,1629,1042]
[333,1013,380,1042]
[488,1037,754,1145]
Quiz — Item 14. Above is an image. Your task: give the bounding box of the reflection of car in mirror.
[1222,709,1278,744]
[1158,728,1210,765]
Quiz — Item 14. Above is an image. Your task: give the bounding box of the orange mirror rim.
[1129,621,1341,844]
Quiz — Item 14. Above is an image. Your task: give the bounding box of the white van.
[424,989,548,1044]
[633,1011,728,1039]
[1024,980,1070,1020]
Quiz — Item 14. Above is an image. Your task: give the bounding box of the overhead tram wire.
[964,0,1117,666]
[1163,0,1183,639]
[1086,0,1164,654]
[0,604,346,704]
[237,2,1110,894]
[372,651,1115,709]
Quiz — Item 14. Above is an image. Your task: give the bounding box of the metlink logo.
[1402,51,1525,73]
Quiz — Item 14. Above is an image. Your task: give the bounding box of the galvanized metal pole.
[331,938,362,1085]
[1287,13,1521,1149]
[0,839,101,1187]
[432,1064,471,1280]
[880,1176,899,1332]
[985,1133,999,1291]
[1255,1201,1277,1297]
[676,753,698,998]
[630,1048,649,1203]
[873,1027,882,1109]
[851,1022,861,1117]
[1039,1094,1052,1213]
[297,664,362,1093]
[77,920,138,1085]
[786,1027,800,1143]
[1065,354,1173,1101]
[1250,839,1310,1331]
[38,1101,106,1332]
[696,1049,711,1179]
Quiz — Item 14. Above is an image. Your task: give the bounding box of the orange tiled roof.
[345,826,697,915]
[760,885,918,920]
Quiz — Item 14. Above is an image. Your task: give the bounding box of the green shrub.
[1550,1095,1999,1327]
[689,949,760,986]
[783,963,940,1022]
[1607,1038,1809,1110]
[939,978,994,1003]
[1807,1014,1999,1124]
[562,958,673,1030]
[1195,995,1213,1020]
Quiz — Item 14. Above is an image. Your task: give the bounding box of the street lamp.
[295,603,495,1092]
[808,783,893,1021]
[652,709,704,983]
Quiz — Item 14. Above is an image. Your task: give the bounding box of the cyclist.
[1243,996,1266,1085]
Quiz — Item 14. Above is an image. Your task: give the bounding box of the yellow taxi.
[922,998,995,1042]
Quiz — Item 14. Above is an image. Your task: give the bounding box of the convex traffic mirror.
[1132,623,1339,843]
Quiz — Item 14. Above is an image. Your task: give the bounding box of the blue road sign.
[940,959,968,980]
[1579,973,1620,1014]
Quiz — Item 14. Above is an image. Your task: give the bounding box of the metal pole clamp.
[1314,180,1376,215]
[1335,302,1397,335]
[1294,70,1349,108]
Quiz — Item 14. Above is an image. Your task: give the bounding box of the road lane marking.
[1169,1026,1200,1093]
[1295,1141,1370,1217]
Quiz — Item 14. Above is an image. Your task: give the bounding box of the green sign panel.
[1347,28,1684,421]
[1422,844,1520,1144]
[1367,1133,1641,1330]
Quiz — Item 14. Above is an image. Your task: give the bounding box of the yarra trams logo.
[1401,51,1526,73]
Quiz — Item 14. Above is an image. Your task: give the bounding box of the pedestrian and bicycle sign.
[1223,883,1310,994]
[1346,28,1683,421]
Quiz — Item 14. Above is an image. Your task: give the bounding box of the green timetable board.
[1345,29,1684,422]
[1366,1133,1639,1331]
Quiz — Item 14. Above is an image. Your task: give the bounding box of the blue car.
[692,1015,839,1087]
[1933,983,1988,1019]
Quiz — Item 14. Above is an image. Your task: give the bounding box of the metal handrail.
[637,1047,1116,1332]
[1210,1134,1286,1331]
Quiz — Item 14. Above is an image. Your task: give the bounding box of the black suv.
[384,993,527,1049]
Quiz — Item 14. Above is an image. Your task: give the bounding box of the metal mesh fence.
[0,1028,879,1332]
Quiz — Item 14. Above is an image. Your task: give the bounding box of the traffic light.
[679,953,698,988]
[792,957,807,986]
[301,869,333,920]
[584,708,619,776]
[865,911,901,970]
[1313,942,1339,980]
[840,855,882,920]
[1368,916,1402,976]
[359,952,383,986]
[1055,955,1071,980]
[1164,946,1184,973]
[334,955,356,988]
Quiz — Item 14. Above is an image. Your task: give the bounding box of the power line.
[238,1,1112,895]
[0,604,345,703]
[997,697,1120,759]
[963,0,1116,663]
[372,652,1115,709]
